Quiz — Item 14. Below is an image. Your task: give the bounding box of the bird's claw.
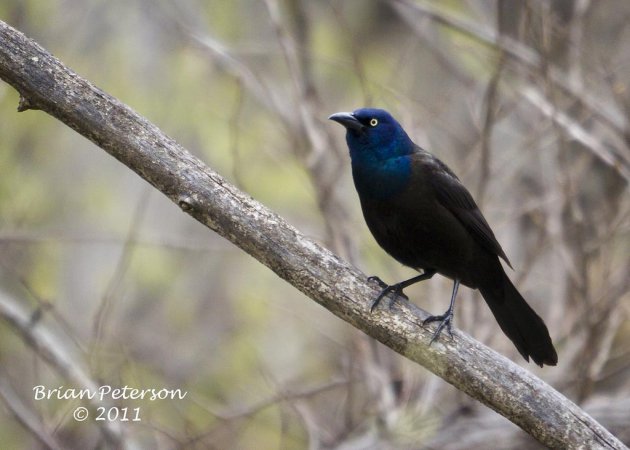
[423,312,454,344]
[368,277,409,312]
[367,276,388,290]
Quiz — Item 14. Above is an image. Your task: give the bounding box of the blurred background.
[1,0,629,448]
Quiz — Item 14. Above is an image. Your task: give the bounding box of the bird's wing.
[421,153,512,268]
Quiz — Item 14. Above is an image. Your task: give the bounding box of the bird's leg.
[369,269,437,312]
[423,279,460,344]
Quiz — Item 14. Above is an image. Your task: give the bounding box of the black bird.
[330,108,557,366]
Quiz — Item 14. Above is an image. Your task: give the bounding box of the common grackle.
[330,108,557,366]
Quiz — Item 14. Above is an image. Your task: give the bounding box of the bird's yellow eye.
[369,118,378,127]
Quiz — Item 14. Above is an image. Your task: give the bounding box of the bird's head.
[329,108,414,162]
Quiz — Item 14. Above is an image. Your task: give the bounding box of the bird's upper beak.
[328,112,365,132]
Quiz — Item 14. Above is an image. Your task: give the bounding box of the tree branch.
[0,20,625,449]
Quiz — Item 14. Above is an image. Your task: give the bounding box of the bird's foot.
[368,276,409,312]
[423,311,454,344]
[367,276,388,290]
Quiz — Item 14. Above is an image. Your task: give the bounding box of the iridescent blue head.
[329,108,414,161]
[329,108,414,199]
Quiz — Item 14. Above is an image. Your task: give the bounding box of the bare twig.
[263,0,355,260]
[0,378,64,450]
[183,378,351,447]
[391,0,630,181]
[91,187,150,368]
[476,51,505,204]
[521,86,630,182]
[0,290,130,447]
[567,0,590,90]
[391,0,628,134]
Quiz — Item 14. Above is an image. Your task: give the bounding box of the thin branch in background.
[0,377,64,450]
[567,0,590,90]
[184,27,290,125]
[537,7,625,400]
[90,187,151,369]
[263,0,355,261]
[228,78,246,190]
[0,229,233,253]
[476,51,505,205]
[598,343,630,387]
[424,396,630,449]
[185,378,351,446]
[289,400,323,447]
[514,222,548,288]
[390,3,477,89]
[328,1,374,104]
[0,260,88,357]
[0,291,131,447]
[520,86,630,182]
[602,67,630,149]
[391,0,630,178]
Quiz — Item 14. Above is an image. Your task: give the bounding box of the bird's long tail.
[479,271,557,366]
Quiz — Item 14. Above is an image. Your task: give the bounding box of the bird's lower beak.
[329,112,365,132]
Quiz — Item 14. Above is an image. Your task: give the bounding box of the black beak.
[329,112,365,132]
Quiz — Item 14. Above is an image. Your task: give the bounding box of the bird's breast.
[350,156,412,201]
[358,177,487,287]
